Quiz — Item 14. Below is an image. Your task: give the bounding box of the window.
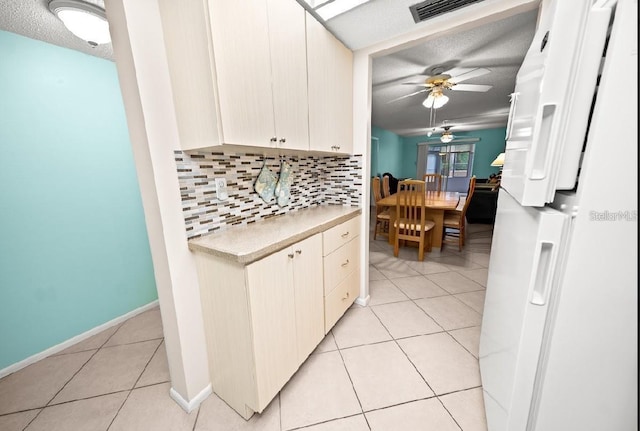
[428,144,475,178]
[452,151,471,177]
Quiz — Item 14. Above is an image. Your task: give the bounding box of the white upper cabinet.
[208,0,309,150]
[158,0,352,153]
[157,0,222,150]
[267,0,310,151]
[306,13,354,154]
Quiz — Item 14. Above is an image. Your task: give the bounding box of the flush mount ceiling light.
[422,87,449,109]
[49,0,110,46]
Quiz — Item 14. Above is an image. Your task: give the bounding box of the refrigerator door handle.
[529,240,557,306]
[527,104,557,180]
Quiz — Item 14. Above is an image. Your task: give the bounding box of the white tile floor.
[0,218,494,431]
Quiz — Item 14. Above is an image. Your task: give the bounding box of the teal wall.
[378,127,507,179]
[371,126,404,177]
[0,31,157,369]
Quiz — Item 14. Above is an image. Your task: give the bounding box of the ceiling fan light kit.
[49,0,110,46]
[422,87,449,109]
[440,131,454,143]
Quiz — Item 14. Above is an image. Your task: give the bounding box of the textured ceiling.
[1,0,539,136]
[0,0,113,61]
[370,8,538,136]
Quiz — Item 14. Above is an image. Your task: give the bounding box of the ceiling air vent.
[409,0,484,23]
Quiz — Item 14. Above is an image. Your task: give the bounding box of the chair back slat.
[382,175,391,197]
[372,176,383,202]
[397,180,426,236]
[460,176,477,218]
[423,173,442,192]
[394,179,434,261]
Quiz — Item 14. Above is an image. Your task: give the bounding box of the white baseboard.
[170,384,213,413]
[0,300,159,379]
[355,295,370,306]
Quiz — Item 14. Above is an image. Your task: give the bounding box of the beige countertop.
[188,205,362,264]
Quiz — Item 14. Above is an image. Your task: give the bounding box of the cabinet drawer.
[323,215,361,256]
[324,270,359,333]
[323,238,359,295]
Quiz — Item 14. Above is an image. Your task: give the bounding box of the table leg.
[425,209,444,249]
[387,208,397,246]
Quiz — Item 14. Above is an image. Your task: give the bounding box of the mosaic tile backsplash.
[175,150,362,239]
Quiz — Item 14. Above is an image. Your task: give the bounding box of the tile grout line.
[105,342,167,431]
[334,337,372,431]
[368,246,489,428]
[373,257,485,362]
[190,402,203,431]
[368,288,471,431]
[18,347,104,430]
[44,349,101,407]
[102,323,164,431]
[130,338,164,390]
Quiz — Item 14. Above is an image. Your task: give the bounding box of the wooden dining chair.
[423,173,442,192]
[442,176,476,251]
[394,179,435,261]
[371,176,390,240]
[382,175,391,197]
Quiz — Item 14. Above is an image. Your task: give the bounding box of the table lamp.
[490,152,505,183]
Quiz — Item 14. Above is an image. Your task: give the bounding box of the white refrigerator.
[479,0,638,430]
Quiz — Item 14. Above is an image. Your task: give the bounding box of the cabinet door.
[245,248,297,411]
[268,0,310,151]
[208,0,276,147]
[306,13,354,153]
[291,234,324,363]
[157,0,222,150]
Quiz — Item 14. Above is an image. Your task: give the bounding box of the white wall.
[106,0,211,412]
[353,0,540,303]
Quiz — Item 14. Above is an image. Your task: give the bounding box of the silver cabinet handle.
[295,249,302,255]
[270,137,277,143]
[279,138,286,144]
[288,253,294,259]
[341,259,349,267]
[341,232,349,238]
[342,291,350,300]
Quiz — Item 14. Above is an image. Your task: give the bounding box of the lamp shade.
[491,152,505,167]
[440,131,453,143]
[49,0,110,46]
[422,92,449,109]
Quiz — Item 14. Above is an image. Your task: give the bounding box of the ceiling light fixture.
[49,0,110,47]
[440,130,454,143]
[422,87,449,109]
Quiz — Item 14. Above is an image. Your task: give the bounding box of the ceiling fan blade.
[450,83,492,92]
[386,88,428,103]
[448,67,491,84]
[372,74,428,90]
[440,66,475,77]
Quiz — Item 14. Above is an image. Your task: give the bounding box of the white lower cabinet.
[322,216,361,332]
[195,234,323,419]
[194,215,361,420]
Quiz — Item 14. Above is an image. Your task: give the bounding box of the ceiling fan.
[388,66,493,106]
[426,123,476,144]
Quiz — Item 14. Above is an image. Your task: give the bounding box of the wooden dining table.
[377,191,460,250]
